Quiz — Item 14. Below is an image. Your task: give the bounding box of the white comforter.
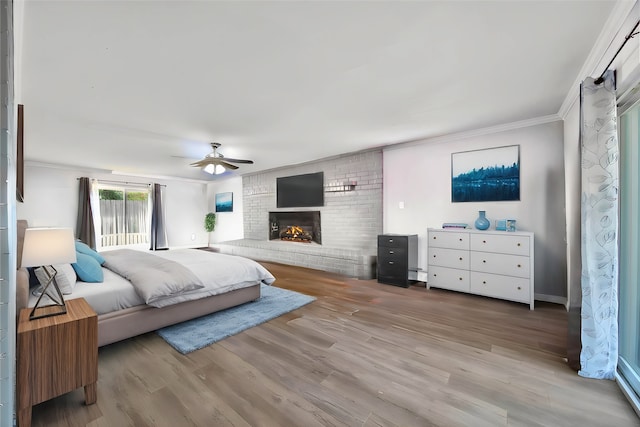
[149,249,275,307]
[103,248,275,308]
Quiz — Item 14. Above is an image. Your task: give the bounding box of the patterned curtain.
[76,177,96,248]
[150,183,168,250]
[579,70,619,379]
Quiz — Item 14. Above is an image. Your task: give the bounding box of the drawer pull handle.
[459,277,463,281]
[517,264,521,268]
[483,240,487,243]
[433,236,437,239]
[459,238,462,242]
[388,239,394,243]
[482,260,486,263]
[459,257,463,261]
[389,251,394,254]
[433,273,437,277]
[517,243,521,247]
[388,261,394,265]
[482,281,486,284]
[517,286,522,290]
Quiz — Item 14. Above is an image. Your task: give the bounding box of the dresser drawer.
[378,245,407,259]
[428,247,469,269]
[470,233,530,256]
[470,272,531,304]
[428,266,470,292]
[378,253,408,270]
[470,251,530,278]
[428,230,469,250]
[378,235,408,248]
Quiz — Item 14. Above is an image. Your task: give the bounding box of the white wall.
[206,176,244,243]
[17,163,210,248]
[383,120,567,301]
[563,102,581,309]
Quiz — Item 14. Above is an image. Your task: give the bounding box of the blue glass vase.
[475,210,490,230]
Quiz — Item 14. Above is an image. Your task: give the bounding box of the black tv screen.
[277,172,324,208]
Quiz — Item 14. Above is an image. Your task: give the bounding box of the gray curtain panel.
[150,183,169,250]
[579,70,619,379]
[76,176,96,249]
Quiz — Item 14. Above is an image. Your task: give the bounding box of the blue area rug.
[156,284,315,354]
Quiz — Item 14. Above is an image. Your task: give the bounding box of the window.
[618,103,640,408]
[98,185,150,247]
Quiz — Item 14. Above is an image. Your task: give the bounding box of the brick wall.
[243,149,383,255]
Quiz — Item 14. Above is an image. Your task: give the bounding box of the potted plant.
[204,212,216,247]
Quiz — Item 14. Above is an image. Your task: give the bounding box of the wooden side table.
[17,298,98,427]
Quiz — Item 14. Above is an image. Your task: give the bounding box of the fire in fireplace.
[280,225,313,242]
[269,211,321,244]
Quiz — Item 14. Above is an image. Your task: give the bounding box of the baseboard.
[534,293,567,306]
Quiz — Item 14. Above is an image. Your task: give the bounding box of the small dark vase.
[475,210,490,230]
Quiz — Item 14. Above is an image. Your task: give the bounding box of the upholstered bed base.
[95,285,259,346]
[16,220,260,347]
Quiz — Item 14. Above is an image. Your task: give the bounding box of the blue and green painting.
[215,192,233,212]
[451,145,520,203]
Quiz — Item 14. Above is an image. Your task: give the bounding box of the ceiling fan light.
[214,164,225,175]
[203,164,215,174]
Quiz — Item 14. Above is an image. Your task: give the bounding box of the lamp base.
[29,266,67,321]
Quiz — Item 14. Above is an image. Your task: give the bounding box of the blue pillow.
[75,241,105,265]
[72,252,104,283]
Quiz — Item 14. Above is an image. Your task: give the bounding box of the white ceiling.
[20,0,617,181]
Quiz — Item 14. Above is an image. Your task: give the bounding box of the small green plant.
[204,212,216,246]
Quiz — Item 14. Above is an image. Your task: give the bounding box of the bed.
[15,220,275,347]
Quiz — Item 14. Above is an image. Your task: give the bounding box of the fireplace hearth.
[269,211,321,244]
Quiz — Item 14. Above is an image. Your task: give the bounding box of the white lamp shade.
[203,164,225,175]
[21,228,77,268]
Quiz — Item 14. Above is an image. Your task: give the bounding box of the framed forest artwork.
[451,145,520,203]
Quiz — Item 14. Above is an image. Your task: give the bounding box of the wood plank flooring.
[30,262,639,426]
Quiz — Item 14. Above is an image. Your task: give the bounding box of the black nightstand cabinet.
[377,234,418,287]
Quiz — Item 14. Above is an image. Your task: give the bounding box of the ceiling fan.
[190,142,254,175]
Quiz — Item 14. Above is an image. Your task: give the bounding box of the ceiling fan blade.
[217,160,239,170]
[189,159,216,167]
[190,158,239,170]
[219,157,254,164]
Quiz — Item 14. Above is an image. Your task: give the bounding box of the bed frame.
[16,220,260,347]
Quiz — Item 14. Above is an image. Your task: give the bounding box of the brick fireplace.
[212,150,383,279]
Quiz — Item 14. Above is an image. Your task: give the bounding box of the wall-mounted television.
[276,172,324,208]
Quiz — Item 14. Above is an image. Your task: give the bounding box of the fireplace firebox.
[269,211,321,244]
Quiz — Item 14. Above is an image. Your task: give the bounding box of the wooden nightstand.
[17,298,98,427]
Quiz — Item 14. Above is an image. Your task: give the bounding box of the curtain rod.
[76,178,166,187]
[594,18,640,85]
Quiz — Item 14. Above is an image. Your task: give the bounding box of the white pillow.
[34,264,77,295]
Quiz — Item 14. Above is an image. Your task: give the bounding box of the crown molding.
[383,114,561,152]
[557,1,638,119]
[25,160,211,184]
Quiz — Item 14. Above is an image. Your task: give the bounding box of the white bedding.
[149,249,275,307]
[28,248,275,313]
[28,267,143,315]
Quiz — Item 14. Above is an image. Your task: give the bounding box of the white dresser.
[427,228,534,309]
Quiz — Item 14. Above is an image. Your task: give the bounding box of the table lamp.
[20,227,77,320]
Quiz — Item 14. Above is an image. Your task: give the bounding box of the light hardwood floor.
[30,262,639,426]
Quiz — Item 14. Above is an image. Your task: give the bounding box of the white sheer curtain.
[579,70,619,379]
